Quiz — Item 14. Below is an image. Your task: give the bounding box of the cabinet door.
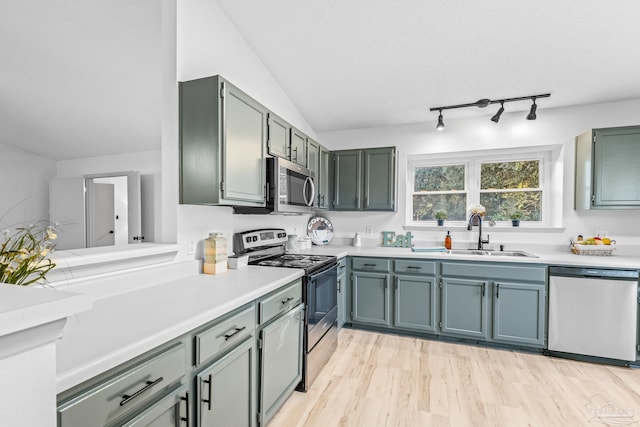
[259,304,303,426]
[593,126,640,207]
[337,259,348,328]
[441,278,488,340]
[318,147,330,209]
[333,150,362,210]
[363,147,395,211]
[394,275,437,333]
[222,83,267,204]
[196,337,256,427]
[290,128,307,167]
[493,282,546,347]
[267,112,290,159]
[307,139,320,207]
[351,272,390,326]
[122,386,189,427]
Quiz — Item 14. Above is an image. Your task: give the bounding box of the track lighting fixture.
[526,98,538,120]
[429,93,550,130]
[490,102,505,123]
[436,110,445,131]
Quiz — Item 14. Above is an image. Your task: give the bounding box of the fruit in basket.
[576,234,584,242]
[602,237,612,245]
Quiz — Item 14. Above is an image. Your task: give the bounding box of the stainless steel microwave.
[267,156,315,214]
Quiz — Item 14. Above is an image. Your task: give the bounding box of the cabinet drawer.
[351,257,390,272]
[441,262,546,283]
[195,305,256,366]
[259,279,302,325]
[58,344,186,427]
[394,259,436,275]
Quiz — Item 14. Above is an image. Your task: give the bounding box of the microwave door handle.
[303,176,315,207]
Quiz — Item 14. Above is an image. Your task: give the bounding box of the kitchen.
[2,1,640,426]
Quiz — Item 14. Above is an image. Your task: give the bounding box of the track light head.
[436,111,445,131]
[526,99,537,120]
[490,103,504,123]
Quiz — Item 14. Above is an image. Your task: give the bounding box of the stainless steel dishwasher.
[548,266,639,362]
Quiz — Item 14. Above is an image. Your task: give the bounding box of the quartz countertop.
[297,244,640,270]
[55,265,303,393]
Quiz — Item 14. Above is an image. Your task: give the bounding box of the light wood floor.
[269,328,640,427]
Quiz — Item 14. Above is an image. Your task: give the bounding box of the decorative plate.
[307,216,334,245]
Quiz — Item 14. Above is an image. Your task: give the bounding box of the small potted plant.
[434,211,447,226]
[510,212,523,227]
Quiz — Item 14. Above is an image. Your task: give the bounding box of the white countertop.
[56,266,303,393]
[0,284,92,339]
[300,244,640,270]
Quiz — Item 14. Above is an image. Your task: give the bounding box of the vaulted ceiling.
[2,1,639,160]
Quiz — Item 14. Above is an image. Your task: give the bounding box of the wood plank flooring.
[270,329,640,427]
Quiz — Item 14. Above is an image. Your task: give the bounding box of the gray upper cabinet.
[179,75,267,207]
[332,147,396,211]
[267,112,290,160]
[317,146,331,209]
[290,127,307,167]
[575,125,640,209]
[333,149,362,210]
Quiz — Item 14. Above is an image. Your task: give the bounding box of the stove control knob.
[245,236,251,243]
[252,236,258,242]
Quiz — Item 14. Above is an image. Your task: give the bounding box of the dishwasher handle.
[549,266,639,280]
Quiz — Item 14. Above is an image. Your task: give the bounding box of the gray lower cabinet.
[122,385,189,427]
[196,337,256,427]
[351,271,391,327]
[336,258,348,328]
[57,343,188,427]
[441,278,489,340]
[179,75,267,207]
[492,281,546,347]
[394,275,437,333]
[258,304,304,426]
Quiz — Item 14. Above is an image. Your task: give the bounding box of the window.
[408,147,554,226]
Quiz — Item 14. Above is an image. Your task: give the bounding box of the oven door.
[306,262,338,350]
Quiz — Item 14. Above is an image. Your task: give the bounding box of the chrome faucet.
[468,213,490,250]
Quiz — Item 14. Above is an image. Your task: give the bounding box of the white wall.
[0,144,56,230]
[174,0,319,255]
[318,98,640,247]
[56,150,162,245]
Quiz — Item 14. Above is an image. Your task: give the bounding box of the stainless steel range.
[233,228,338,392]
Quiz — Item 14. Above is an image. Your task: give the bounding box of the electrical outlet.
[187,239,197,255]
[365,226,373,235]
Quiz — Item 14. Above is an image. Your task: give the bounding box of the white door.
[88,182,115,247]
[49,178,86,250]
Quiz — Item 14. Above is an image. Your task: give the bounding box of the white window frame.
[406,146,557,228]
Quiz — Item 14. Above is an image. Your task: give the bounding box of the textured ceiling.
[217,0,640,132]
[2,1,640,160]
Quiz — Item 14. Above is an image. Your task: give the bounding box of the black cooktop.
[250,253,336,274]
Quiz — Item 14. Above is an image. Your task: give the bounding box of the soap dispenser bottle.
[444,231,452,250]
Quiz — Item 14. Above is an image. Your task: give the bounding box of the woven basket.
[571,244,615,256]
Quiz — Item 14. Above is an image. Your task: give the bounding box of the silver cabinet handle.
[482,282,486,297]
[281,296,295,305]
[496,283,500,299]
[120,377,164,406]
[223,326,246,341]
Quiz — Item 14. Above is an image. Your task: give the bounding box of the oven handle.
[308,261,338,281]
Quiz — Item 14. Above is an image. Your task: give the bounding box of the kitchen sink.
[447,249,539,258]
